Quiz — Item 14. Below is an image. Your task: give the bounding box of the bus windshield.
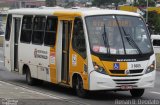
[86,15,153,55]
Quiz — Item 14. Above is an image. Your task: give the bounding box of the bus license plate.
[121,85,133,90]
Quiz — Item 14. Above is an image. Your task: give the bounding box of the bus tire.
[76,76,88,98]
[130,89,145,97]
[26,67,35,85]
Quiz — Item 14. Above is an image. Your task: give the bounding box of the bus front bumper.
[89,70,156,91]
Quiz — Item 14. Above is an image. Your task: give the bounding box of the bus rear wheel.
[130,89,145,97]
[26,68,35,85]
[76,77,88,98]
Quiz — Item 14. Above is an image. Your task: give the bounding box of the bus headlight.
[93,62,108,75]
[145,61,155,74]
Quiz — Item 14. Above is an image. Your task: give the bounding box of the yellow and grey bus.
[4,7,156,97]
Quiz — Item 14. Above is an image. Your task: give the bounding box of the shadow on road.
[15,80,144,101]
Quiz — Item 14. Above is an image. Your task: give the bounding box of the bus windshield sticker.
[110,48,116,54]
[72,54,77,66]
[93,45,107,53]
[93,45,100,52]
[99,46,107,53]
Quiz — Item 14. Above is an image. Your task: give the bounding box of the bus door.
[12,17,21,71]
[61,20,72,83]
[56,19,72,84]
[4,14,12,71]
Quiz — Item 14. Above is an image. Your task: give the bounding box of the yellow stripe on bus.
[91,55,128,76]
[50,47,57,83]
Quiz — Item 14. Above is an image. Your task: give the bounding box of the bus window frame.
[32,15,46,45]
[153,39,160,46]
[20,15,33,44]
[44,16,58,47]
[72,17,87,59]
[5,14,12,41]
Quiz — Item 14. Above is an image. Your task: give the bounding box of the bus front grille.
[113,79,140,85]
[130,69,143,74]
[110,69,143,75]
[110,70,124,74]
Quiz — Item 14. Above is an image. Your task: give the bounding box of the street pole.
[131,0,133,12]
[146,0,148,23]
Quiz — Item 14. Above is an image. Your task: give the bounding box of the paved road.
[0,47,160,105]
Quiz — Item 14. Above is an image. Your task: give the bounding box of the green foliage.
[92,0,107,6]
[65,2,74,8]
[134,0,156,7]
[148,11,160,34]
[92,0,126,7]
[46,0,56,7]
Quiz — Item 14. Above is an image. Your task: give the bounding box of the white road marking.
[150,91,160,95]
[14,87,18,90]
[0,60,4,63]
[0,80,67,99]
[0,80,90,105]
[20,92,25,94]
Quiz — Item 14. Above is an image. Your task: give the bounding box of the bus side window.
[44,16,58,47]
[153,39,160,46]
[5,14,12,41]
[32,16,46,45]
[20,15,33,43]
[72,18,86,59]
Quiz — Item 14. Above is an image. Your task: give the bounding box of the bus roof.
[8,7,141,17]
[151,35,160,40]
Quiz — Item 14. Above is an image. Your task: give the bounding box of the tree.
[92,0,107,7]
[92,0,126,7]
[147,11,160,34]
[46,0,56,7]
[134,0,156,7]
[66,1,74,8]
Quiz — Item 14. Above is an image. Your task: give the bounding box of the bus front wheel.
[76,77,88,98]
[130,89,145,97]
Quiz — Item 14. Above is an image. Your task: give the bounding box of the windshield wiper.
[102,24,110,54]
[122,27,142,54]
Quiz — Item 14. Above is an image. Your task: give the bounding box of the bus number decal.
[131,64,141,69]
